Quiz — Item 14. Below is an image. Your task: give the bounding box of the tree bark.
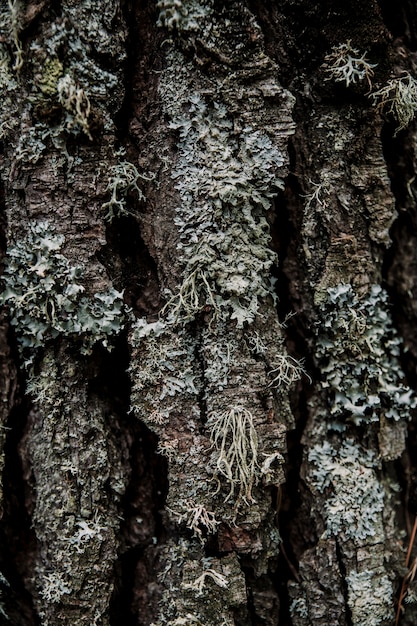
[1,1,417,625]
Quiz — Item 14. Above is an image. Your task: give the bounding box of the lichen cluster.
[157,0,212,32]
[316,283,416,426]
[323,40,377,88]
[346,569,393,626]
[0,221,124,365]
[308,438,385,540]
[163,92,285,327]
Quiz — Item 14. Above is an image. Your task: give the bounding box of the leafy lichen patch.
[316,284,416,430]
[0,221,125,364]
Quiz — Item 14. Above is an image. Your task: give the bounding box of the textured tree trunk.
[1,0,417,625]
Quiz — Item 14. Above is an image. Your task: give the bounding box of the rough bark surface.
[0,1,417,625]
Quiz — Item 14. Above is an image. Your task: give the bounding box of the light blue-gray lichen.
[346,569,393,626]
[316,284,416,426]
[0,221,125,364]
[308,439,385,541]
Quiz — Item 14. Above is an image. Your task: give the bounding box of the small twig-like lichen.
[168,500,219,543]
[182,568,228,595]
[209,406,258,505]
[323,40,377,89]
[161,268,220,325]
[102,161,151,221]
[267,354,309,388]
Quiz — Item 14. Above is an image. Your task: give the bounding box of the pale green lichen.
[208,406,259,505]
[0,43,18,139]
[316,284,416,426]
[308,439,384,541]
[129,317,199,403]
[57,73,92,139]
[0,221,125,364]
[370,73,417,135]
[0,0,23,72]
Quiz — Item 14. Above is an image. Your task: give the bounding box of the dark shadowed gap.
[87,332,168,625]
[377,0,417,50]
[267,173,319,624]
[98,215,162,316]
[0,168,38,626]
[1,356,39,626]
[115,0,165,145]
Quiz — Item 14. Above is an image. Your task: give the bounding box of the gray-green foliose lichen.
[0,221,125,364]
[308,438,385,541]
[316,283,416,426]
[162,92,285,328]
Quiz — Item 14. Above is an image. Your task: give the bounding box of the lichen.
[316,283,416,426]
[208,406,259,505]
[102,161,149,221]
[57,74,92,139]
[346,569,393,625]
[308,439,385,541]
[0,0,24,72]
[161,91,286,328]
[323,41,377,89]
[370,73,417,134]
[156,0,212,32]
[0,221,125,365]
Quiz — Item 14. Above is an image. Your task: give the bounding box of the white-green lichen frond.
[370,73,417,134]
[0,221,125,364]
[323,40,377,88]
[102,161,150,222]
[346,569,393,626]
[0,1,24,72]
[208,406,258,505]
[182,567,228,596]
[308,439,384,541]
[316,284,416,426]
[163,92,285,327]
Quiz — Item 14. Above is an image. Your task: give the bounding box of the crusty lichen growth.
[346,569,393,626]
[161,91,289,327]
[26,350,127,626]
[0,221,125,365]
